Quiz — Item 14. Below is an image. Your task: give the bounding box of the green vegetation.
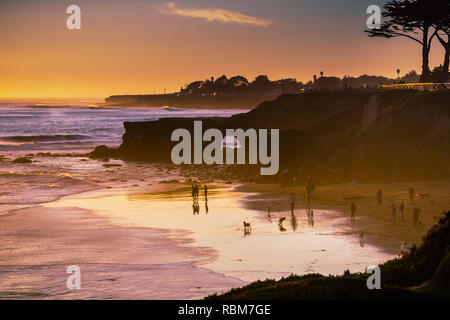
[207,211,450,300]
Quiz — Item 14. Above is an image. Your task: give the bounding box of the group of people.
[283,180,421,257]
[351,186,421,225]
[192,184,207,200]
[287,180,422,227]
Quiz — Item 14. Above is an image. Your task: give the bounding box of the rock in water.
[12,157,32,164]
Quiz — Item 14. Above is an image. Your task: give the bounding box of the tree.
[431,2,450,82]
[251,75,272,91]
[397,69,401,79]
[366,0,438,82]
[435,32,449,83]
[401,70,420,83]
[320,71,324,78]
[229,76,249,87]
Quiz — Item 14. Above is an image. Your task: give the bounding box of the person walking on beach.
[408,186,415,203]
[399,201,405,221]
[391,202,397,223]
[194,185,199,199]
[204,185,208,200]
[350,202,356,222]
[377,189,383,207]
[309,210,315,226]
[305,176,315,214]
[192,185,195,200]
[290,192,296,214]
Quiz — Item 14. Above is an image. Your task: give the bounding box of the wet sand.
[0,157,246,299]
[42,184,393,283]
[0,190,246,299]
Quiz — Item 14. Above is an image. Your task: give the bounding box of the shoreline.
[37,177,395,281]
[0,183,246,299]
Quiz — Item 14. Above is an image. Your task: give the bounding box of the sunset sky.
[0,0,445,98]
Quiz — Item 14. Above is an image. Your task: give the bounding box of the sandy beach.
[3,153,445,298]
[0,156,246,299]
[237,181,450,255]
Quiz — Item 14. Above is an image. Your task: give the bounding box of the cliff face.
[92,90,450,183]
[351,92,450,181]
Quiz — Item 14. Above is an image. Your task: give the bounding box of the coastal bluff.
[92,90,450,183]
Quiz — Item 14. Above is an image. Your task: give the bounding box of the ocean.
[0,100,246,154]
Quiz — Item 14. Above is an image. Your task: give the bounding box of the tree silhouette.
[366,0,440,82]
[320,71,324,78]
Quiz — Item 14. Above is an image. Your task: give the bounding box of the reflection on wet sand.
[290,213,297,231]
[44,185,394,282]
[192,199,200,215]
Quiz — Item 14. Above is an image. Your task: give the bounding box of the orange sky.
[0,0,445,99]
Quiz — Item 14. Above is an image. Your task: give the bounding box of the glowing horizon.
[0,0,445,99]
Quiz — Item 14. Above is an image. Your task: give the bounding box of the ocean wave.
[160,106,185,112]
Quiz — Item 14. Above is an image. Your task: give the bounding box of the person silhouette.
[309,210,315,226]
[408,186,415,203]
[377,189,383,207]
[391,202,397,224]
[305,176,315,214]
[351,202,356,222]
[194,185,199,199]
[399,201,405,221]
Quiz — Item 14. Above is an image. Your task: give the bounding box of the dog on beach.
[278,217,287,232]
